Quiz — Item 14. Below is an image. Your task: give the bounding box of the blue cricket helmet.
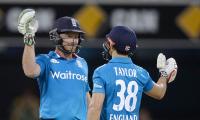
[106,26,137,53]
[49,16,85,45]
[53,16,85,34]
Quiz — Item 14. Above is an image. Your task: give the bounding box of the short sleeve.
[92,69,105,93]
[35,54,49,78]
[86,83,90,92]
[79,58,90,92]
[80,58,88,75]
[143,72,155,92]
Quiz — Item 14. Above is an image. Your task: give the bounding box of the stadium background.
[0,0,199,120]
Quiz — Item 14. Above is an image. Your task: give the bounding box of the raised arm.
[22,45,40,78]
[145,76,167,100]
[146,53,178,100]
[18,9,40,78]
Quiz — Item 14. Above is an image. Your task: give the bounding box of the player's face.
[60,32,79,52]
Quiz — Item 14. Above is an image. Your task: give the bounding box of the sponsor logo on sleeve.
[94,83,103,88]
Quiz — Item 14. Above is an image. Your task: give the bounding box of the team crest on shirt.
[50,59,59,64]
[76,60,83,68]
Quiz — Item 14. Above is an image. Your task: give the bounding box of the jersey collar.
[48,51,61,59]
[109,57,133,64]
[48,51,78,61]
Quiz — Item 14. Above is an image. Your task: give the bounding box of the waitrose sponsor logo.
[50,71,87,82]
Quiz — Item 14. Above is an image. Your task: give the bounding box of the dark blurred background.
[0,0,200,120]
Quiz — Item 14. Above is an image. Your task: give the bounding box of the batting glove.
[157,53,178,83]
[18,9,38,46]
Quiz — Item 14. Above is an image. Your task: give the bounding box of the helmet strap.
[102,41,112,61]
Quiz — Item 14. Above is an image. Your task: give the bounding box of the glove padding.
[157,53,178,83]
[157,53,166,69]
[18,9,38,36]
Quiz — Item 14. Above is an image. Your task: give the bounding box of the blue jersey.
[92,57,154,120]
[35,51,90,120]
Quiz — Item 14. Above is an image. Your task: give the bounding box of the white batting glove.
[18,9,38,46]
[157,53,178,83]
[157,53,166,69]
[18,9,38,36]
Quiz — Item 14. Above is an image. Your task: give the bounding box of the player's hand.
[157,53,178,83]
[18,8,38,36]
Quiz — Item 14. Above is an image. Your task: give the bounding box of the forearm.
[22,45,38,77]
[87,106,101,120]
[146,76,167,100]
[156,76,167,99]
[87,93,104,120]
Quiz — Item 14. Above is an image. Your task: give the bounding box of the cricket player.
[18,9,90,120]
[87,26,178,120]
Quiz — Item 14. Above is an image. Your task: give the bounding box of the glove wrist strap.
[24,33,35,46]
[160,71,169,83]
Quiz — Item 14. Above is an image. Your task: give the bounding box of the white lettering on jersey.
[114,67,137,77]
[50,71,87,82]
[109,114,137,120]
[50,59,59,63]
